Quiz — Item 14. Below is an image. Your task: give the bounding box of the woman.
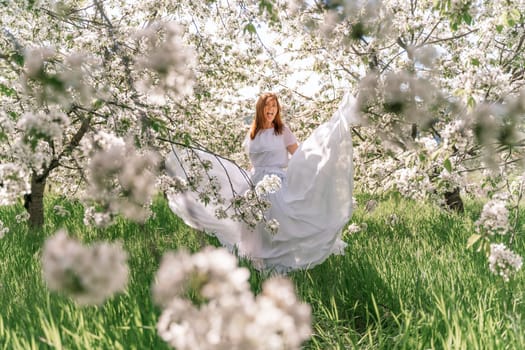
[166,92,357,273]
[245,92,298,184]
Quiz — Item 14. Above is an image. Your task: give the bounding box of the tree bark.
[25,173,47,228]
[444,187,464,213]
[23,115,91,228]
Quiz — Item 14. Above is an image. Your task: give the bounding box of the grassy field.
[0,194,524,349]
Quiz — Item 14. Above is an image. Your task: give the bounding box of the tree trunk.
[22,115,91,228]
[444,187,464,213]
[25,174,47,227]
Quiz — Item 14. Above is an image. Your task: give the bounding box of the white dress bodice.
[244,126,297,183]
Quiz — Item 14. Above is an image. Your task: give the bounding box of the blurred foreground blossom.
[134,21,196,104]
[42,229,129,305]
[153,247,311,349]
[82,132,160,226]
[488,243,523,282]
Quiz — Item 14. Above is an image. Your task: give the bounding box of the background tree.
[1,0,524,228]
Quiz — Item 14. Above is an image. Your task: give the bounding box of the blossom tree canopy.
[1,0,525,227]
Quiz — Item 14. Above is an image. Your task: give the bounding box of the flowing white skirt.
[165,93,358,272]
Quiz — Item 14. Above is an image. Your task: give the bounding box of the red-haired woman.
[244,92,298,185]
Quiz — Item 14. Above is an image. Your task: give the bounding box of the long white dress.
[165,93,357,272]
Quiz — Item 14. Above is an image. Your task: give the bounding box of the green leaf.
[509,9,521,18]
[0,83,16,97]
[42,74,65,91]
[243,23,256,35]
[148,117,167,133]
[467,96,476,108]
[93,99,104,109]
[462,12,472,25]
[11,52,24,67]
[471,58,480,67]
[443,158,452,172]
[466,234,481,249]
[495,24,503,33]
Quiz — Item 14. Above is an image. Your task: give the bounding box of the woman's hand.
[287,143,298,155]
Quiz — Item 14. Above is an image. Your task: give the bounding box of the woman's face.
[263,98,278,125]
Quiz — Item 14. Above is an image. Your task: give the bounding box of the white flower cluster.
[441,119,470,153]
[53,205,70,217]
[416,136,439,152]
[157,174,189,196]
[134,21,196,104]
[0,220,8,238]
[22,47,93,108]
[230,189,271,229]
[82,132,160,225]
[359,71,441,127]
[173,150,226,207]
[82,206,112,228]
[153,247,311,350]
[437,168,464,195]
[391,166,432,201]
[42,229,129,305]
[255,174,282,196]
[0,163,30,206]
[488,243,523,282]
[265,218,280,235]
[15,211,30,223]
[345,223,362,235]
[475,198,509,235]
[12,108,72,176]
[23,46,56,78]
[17,110,69,145]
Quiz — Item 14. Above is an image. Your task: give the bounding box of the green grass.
[0,194,524,349]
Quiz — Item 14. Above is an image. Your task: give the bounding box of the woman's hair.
[250,92,284,140]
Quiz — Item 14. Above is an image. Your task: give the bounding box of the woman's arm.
[287,143,298,155]
[283,125,298,155]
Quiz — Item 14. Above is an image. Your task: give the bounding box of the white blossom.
[488,243,523,282]
[83,133,160,225]
[53,205,70,217]
[265,218,280,235]
[0,163,30,206]
[41,229,129,305]
[476,199,509,236]
[345,223,362,234]
[15,211,30,223]
[255,174,282,196]
[23,46,56,78]
[153,247,250,308]
[134,21,196,103]
[83,206,112,228]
